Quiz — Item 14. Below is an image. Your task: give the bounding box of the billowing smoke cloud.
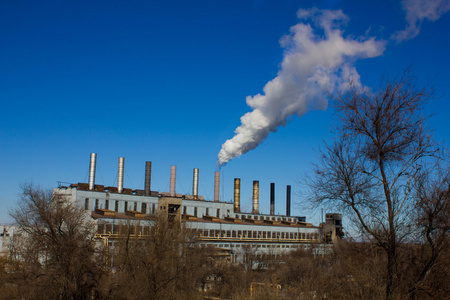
[217,8,386,166]
[392,0,450,41]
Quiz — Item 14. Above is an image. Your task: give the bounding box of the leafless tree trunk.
[305,70,437,299]
[407,162,450,298]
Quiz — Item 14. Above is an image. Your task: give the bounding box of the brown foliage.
[6,183,103,300]
[102,219,209,300]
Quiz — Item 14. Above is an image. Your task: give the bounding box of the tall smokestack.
[270,182,275,215]
[214,171,220,202]
[145,161,152,196]
[117,157,125,193]
[170,165,176,197]
[252,180,259,214]
[234,178,241,213]
[88,153,97,190]
[286,185,291,216]
[193,168,199,199]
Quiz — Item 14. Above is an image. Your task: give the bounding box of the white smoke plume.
[217,8,386,166]
[392,0,450,42]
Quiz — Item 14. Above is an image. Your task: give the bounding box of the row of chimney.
[88,153,292,216]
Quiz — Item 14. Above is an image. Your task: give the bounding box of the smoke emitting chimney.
[214,171,220,202]
[234,178,241,212]
[193,168,199,199]
[117,157,125,193]
[252,180,259,214]
[145,161,152,196]
[88,153,97,190]
[270,182,275,215]
[170,165,176,197]
[286,185,291,216]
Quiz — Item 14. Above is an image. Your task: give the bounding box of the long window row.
[97,223,153,235]
[85,198,157,214]
[198,229,319,240]
[183,206,230,218]
[237,215,296,222]
[214,243,304,249]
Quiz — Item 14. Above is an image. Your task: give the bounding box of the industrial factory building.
[54,153,343,263]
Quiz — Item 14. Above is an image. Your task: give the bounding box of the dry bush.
[7,184,103,300]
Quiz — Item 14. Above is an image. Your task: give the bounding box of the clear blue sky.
[1,0,449,224]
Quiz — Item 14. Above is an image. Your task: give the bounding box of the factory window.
[227,209,230,216]
[115,201,119,212]
[238,230,242,237]
[85,198,89,210]
[217,209,220,218]
[95,199,99,210]
[97,224,104,234]
[152,204,156,214]
[272,217,275,220]
[227,230,231,237]
[134,202,137,211]
[105,200,109,210]
[105,224,112,233]
[263,232,266,238]
[258,231,262,238]
[232,230,236,237]
[194,207,197,217]
[124,201,128,212]
[206,208,209,216]
[183,206,186,215]
[142,203,147,214]
[203,230,208,237]
[241,215,245,220]
[112,225,119,234]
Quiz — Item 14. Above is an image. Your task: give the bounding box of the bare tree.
[406,162,450,298]
[107,217,208,300]
[8,183,103,300]
[305,70,437,299]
